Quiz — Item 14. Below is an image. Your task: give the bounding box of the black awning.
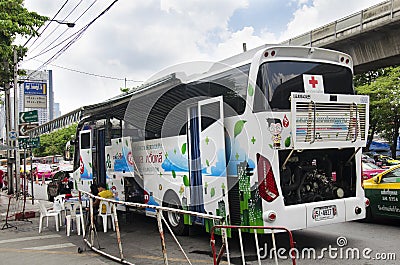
[27,73,183,137]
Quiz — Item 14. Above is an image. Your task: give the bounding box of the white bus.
[72,45,369,235]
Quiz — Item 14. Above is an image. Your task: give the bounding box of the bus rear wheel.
[162,190,188,236]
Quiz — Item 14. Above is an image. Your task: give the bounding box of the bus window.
[202,64,249,117]
[254,61,354,111]
[81,132,91,149]
[200,101,220,132]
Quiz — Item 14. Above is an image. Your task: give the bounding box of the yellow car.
[363,164,400,219]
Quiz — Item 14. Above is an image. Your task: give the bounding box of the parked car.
[373,154,400,167]
[362,161,385,180]
[363,165,400,220]
[362,154,375,164]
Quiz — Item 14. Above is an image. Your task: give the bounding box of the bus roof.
[27,45,351,136]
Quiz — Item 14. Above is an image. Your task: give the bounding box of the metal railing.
[210,225,296,265]
[77,190,224,265]
[281,0,400,47]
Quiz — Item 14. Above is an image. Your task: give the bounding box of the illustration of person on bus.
[267,118,283,149]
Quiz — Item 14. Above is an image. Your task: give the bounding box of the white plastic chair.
[38,200,59,233]
[65,202,82,236]
[53,195,66,226]
[99,200,115,233]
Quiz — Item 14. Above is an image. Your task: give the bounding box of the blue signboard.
[24,82,47,95]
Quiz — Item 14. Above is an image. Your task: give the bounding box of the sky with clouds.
[21,0,383,114]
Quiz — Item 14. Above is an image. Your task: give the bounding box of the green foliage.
[353,68,387,87]
[0,0,48,83]
[355,66,400,156]
[33,124,78,157]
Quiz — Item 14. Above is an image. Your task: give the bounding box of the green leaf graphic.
[285,136,291,147]
[172,170,176,178]
[234,120,247,138]
[181,143,187,155]
[210,187,215,198]
[89,162,92,168]
[125,139,128,146]
[183,175,190,186]
[206,159,210,167]
[248,84,254,96]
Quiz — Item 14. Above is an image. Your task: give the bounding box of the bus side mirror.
[64,140,73,161]
[70,134,76,145]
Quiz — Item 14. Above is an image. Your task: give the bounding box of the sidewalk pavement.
[0,189,215,264]
[0,190,52,224]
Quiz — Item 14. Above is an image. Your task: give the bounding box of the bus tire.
[365,206,373,222]
[162,190,188,236]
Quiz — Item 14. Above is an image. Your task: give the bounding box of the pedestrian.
[90,182,99,196]
[59,176,72,196]
[31,167,38,183]
[0,169,3,190]
[93,183,113,214]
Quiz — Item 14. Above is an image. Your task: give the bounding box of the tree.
[33,124,77,157]
[0,0,48,84]
[355,66,400,158]
[353,68,387,87]
[120,87,129,93]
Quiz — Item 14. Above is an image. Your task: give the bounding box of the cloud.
[20,0,383,115]
[281,0,383,40]
[22,0,251,113]
[211,26,273,60]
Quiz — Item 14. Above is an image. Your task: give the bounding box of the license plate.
[312,205,336,221]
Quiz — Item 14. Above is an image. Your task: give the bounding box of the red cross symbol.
[308,76,318,88]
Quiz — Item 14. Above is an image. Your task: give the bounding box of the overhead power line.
[29,58,143,83]
[24,0,70,48]
[28,0,85,54]
[25,31,80,61]
[49,62,143,82]
[29,0,119,77]
[28,0,98,59]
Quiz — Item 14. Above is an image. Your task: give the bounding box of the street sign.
[24,95,47,108]
[19,137,40,149]
[24,82,47,95]
[8,131,18,141]
[19,110,38,123]
[19,123,39,136]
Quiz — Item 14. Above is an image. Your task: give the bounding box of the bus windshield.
[254,61,354,111]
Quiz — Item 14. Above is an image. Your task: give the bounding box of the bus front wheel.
[162,190,188,236]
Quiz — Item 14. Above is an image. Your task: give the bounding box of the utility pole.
[4,77,14,194]
[13,50,20,195]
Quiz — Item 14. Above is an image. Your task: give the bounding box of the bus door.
[96,129,106,185]
[79,130,93,181]
[188,96,229,223]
